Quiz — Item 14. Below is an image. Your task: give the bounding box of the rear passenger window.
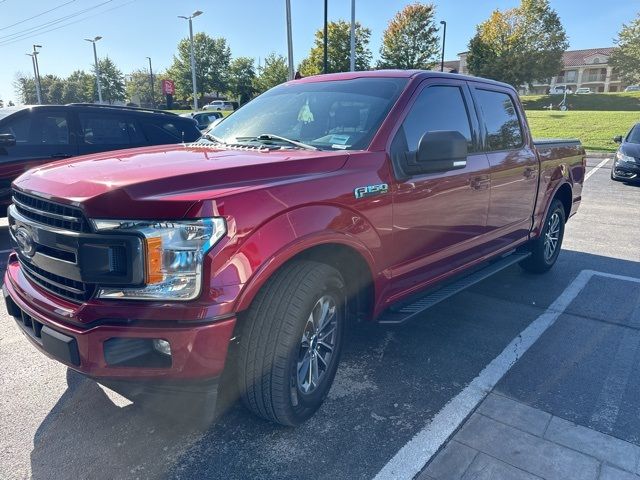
[79,113,145,145]
[475,90,523,151]
[400,85,473,151]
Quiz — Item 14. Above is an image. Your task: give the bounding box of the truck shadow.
[28,250,640,480]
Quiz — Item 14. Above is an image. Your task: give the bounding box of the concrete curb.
[585,152,614,158]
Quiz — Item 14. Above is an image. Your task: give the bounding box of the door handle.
[524,167,537,179]
[50,153,72,159]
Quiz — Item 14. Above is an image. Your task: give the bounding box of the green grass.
[525,110,639,152]
[521,91,640,111]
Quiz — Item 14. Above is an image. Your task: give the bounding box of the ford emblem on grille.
[15,226,36,257]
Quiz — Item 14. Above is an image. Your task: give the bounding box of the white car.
[575,87,592,94]
[624,85,640,92]
[203,100,234,111]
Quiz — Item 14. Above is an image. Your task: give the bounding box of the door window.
[0,113,69,145]
[399,85,473,151]
[475,89,523,151]
[79,113,145,145]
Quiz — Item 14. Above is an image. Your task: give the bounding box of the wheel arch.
[234,237,376,321]
[553,182,572,220]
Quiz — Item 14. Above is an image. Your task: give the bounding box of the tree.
[13,73,65,104]
[378,2,440,70]
[253,53,288,94]
[298,20,372,76]
[13,73,36,104]
[167,33,231,101]
[610,13,640,85]
[125,68,164,107]
[62,70,94,104]
[96,57,125,104]
[467,0,568,88]
[228,57,256,104]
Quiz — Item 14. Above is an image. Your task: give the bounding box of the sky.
[0,0,636,103]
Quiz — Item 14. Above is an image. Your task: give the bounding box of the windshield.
[627,124,640,144]
[209,77,408,150]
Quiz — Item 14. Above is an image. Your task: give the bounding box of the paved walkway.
[418,393,640,480]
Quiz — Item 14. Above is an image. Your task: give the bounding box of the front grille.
[12,190,89,232]
[19,257,95,303]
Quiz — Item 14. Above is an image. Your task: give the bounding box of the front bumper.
[612,159,640,181]
[4,257,237,382]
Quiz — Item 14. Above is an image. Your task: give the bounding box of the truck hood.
[14,143,349,218]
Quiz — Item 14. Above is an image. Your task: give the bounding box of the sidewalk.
[418,393,640,480]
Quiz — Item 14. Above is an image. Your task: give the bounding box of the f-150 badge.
[354,183,389,199]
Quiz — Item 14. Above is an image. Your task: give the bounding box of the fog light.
[152,339,172,356]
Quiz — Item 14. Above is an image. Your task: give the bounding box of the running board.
[377,252,531,325]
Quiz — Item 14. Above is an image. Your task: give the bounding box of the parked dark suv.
[0,104,201,210]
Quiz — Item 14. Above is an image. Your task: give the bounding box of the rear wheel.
[237,260,345,426]
[520,199,565,273]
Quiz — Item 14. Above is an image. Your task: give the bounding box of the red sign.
[161,79,175,95]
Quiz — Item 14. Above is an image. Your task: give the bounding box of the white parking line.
[374,269,640,480]
[585,157,611,181]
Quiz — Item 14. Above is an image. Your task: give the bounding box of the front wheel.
[520,199,566,273]
[237,260,345,426]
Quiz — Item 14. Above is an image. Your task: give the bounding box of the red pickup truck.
[4,71,585,426]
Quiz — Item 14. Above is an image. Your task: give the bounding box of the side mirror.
[0,133,16,147]
[403,131,468,175]
[613,135,623,144]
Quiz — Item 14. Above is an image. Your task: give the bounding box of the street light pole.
[26,53,42,104]
[440,20,447,72]
[349,0,355,72]
[32,45,43,104]
[85,36,103,103]
[179,10,203,111]
[285,0,294,80]
[323,0,328,74]
[146,56,154,108]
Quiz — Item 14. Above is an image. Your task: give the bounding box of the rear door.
[470,85,539,248]
[77,111,148,156]
[388,78,491,298]
[0,108,77,198]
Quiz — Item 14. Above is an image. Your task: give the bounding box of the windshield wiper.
[244,134,318,151]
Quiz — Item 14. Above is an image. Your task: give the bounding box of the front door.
[389,80,491,301]
[0,108,78,199]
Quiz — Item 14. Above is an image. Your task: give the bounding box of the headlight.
[616,151,635,163]
[91,218,226,301]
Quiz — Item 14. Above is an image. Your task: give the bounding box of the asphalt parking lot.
[1,156,639,480]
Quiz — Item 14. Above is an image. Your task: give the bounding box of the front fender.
[209,204,384,313]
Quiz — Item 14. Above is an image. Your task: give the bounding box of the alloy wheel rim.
[296,294,338,395]
[544,212,561,261]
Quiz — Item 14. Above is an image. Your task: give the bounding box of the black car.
[612,123,640,182]
[0,103,201,209]
[180,111,223,130]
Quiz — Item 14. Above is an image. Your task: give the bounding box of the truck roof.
[291,69,515,91]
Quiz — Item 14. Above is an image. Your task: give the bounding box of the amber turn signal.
[145,237,164,284]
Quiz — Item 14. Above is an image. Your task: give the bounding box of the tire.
[237,260,346,426]
[520,199,566,273]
